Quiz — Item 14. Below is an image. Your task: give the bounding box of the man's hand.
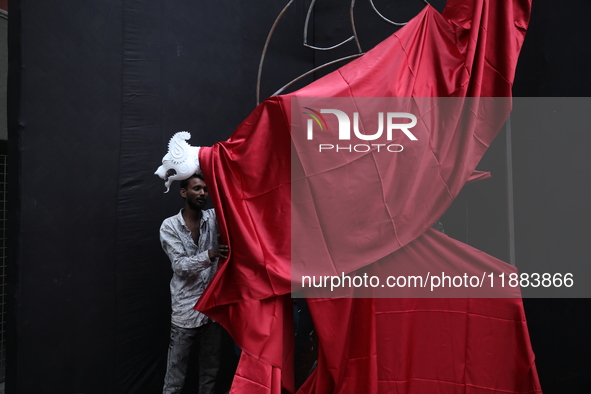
[208,243,229,261]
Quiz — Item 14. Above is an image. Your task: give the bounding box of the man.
[160,173,229,394]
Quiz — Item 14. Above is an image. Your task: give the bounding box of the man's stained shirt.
[160,208,218,328]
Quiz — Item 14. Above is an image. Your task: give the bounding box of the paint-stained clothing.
[160,208,219,328]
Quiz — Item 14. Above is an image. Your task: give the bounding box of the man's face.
[181,177,208,210]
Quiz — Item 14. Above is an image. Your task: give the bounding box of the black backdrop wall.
[7,0,591,393]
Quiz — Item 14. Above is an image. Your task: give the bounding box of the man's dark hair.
[179,173,205,190]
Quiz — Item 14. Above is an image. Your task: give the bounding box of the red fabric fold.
[197,0,540,393]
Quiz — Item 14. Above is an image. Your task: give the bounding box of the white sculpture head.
[155,131,201,193]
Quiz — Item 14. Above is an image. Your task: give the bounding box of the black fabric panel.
[514,0,591,97]
[513,1,591,392]
[6,0,21,393]
[8,1,124,392]
[510,99,591,392]
[114,1,168,393]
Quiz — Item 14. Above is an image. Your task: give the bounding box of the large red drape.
[197,0,541,392]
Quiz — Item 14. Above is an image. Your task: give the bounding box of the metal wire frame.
[303,0,362,52]
[256,0,430,104]
[369,0,429,26]
[256,0,295,106]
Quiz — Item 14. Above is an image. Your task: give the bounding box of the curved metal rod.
[304,36,357,51]
[369,0,407,26]
[272,53,364,97]
[369,0,430,27]
[350,0,363,54]
[256,0,295,105]
[303,0,356,51]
